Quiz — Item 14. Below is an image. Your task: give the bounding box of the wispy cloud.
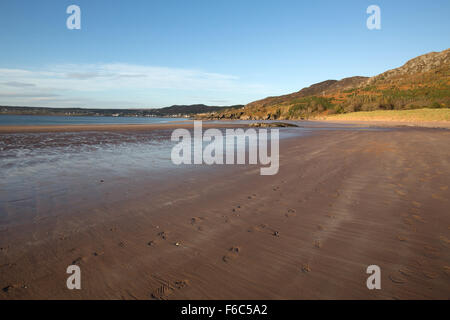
[0,63,269,107]
[0,92,58,98]
[65,72,101,80]
[2,81,36,88]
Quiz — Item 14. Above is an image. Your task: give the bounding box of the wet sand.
[0,122,247,133]
[0,124,449,299]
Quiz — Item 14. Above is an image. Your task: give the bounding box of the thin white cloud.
[0,63,270,107]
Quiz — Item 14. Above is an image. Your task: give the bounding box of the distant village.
[0,104,243,118]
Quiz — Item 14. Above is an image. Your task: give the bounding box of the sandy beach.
[0,122,449,299]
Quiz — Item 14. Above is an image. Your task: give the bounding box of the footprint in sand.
[410,207,421,214]
[314,240,322,248]
[423,246,441,259]
[398,268,415,278]
[423,271,439,279]
[2,285,14,293]
[439,236,450,248]
[256,224,281,237]
[247,225,261,233]
[397,235,408,242]
[285,209,297,218]
[151,284,173,300]
[72,256,87,265]
[247,222,273,236]
[443,266,450,277]
[332,191,340,198]
[401,213,409,218]
[440,186,448,191]
[432,194,446,201]
[223,215,230,223]
[157,231,168,240]
[403,217,414,226]
[389,274,407,284]
[2,284,27,293]
[387,183,397,188]
[222,246,240,263]
[411,201,422,208]
[150,279,190,300]
[190,217,206,228]
[174,280,189,289]
[301,263,311,273]
[412,215,426,223]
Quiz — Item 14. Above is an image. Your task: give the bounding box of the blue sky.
[0,0,449,108]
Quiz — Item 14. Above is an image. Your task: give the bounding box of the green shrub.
[431,101,442,108]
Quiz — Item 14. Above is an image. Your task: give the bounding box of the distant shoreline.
[0,104,243,118]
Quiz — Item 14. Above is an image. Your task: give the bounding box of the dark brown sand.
[0,125,449,299]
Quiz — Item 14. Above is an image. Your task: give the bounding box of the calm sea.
[0,114,187,126]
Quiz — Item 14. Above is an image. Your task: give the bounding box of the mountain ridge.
[202,48,450,120]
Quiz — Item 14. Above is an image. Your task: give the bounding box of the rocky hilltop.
[367,49,450,85]
[201,48,449,120]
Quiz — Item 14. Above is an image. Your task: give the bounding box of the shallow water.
[0,114,187,126]
[0,127,308,221]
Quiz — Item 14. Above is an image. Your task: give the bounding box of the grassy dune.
[319,108,450,122]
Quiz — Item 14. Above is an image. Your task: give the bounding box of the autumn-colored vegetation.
[200,49,450,121]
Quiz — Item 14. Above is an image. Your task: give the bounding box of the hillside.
[202,48,450,120]
[148,104,243,116]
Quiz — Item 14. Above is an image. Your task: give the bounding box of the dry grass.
[320,108,450,122]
